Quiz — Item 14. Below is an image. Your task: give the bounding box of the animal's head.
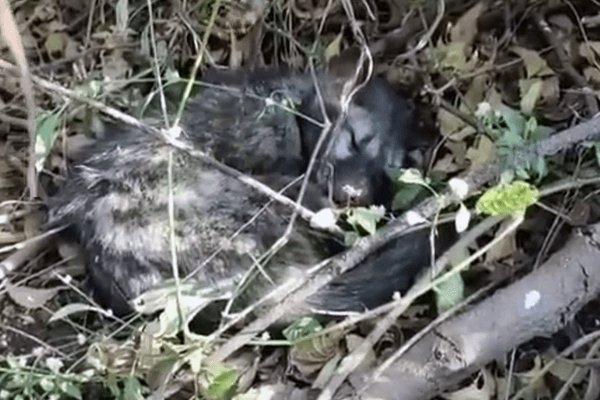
[297,76,416,206]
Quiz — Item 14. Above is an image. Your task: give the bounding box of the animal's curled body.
[49,125,329,316]
[49,70,435,319]
[49,124,432,318]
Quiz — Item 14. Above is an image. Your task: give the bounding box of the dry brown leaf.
[102,52,130,82]
[445,140,468,165]
[538,76,560,106]
[584,67,600,85]
[465,134,496,165]
[519,78,543,114]
[511,47,555,78]
[485,219,517,265]
[0,231,26,243]
[288,329,344,377]
[432,153,461,174]
[567,200,591,226]
[45,32,66,57]
[438,108,466,137]
[450,126,477,142]
[462,76,489,111]
[450,2,484,47]
[345,334,376,373]
[5,280,61,310]
[514,355,552,400]
[579,41,600,63]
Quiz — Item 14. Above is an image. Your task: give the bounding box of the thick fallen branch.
[210,114,600,364]
[351,222,600,400]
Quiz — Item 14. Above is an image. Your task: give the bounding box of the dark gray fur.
[183,69,417,205]
[48,70,436,319]
[48,124,333,316]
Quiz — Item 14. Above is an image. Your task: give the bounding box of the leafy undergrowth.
[1,0,600,399]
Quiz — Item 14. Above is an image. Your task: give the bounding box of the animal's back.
[48,125,327,316]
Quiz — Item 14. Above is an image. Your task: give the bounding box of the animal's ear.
[328,47,363,81]
[327,47,371,95]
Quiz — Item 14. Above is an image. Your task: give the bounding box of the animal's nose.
[332,174,374,207]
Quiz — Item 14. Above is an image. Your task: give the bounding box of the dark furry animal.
[48,124,436,318]
[48,69,438,320]
[182,68,417,206]
[49,125,329,316]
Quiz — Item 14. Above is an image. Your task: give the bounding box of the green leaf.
[515,166,530,180]
[476,181,539,216]
[59,381,83,399]
[346,207,385,236]
[283,317,324,342]
[39,377,55,392]
[497,105,525,138]
[396,168,426,185]
[9,372,25,386]
[435,272,465,313]
[441,41,467,72]
[498,126,525,148]
[74,80,103,98]
[146,356,182,392]
[157,296,185,337]
[524,116,538,139]
[6,355,20,370]
[35,111,61,172]
[534,156,547,180]
[123,376,144,400]
[392,183,426,211]
[205,364,238,400]
[324,32,343,61]
[105,375,121,398]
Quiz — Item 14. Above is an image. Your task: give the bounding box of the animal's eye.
[349,127,360,152]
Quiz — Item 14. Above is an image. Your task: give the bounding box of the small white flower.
[369,205,386,218]
[406,211,427,225]
[310,208,338,230]
[449,178,469,200]
[342,184,363,199]
[165,126,183,140]
[475,102,492,117]
[77,333,86,346]
[45,357,64,373]
[32,346,45,358]
[16,356,29,368]
[455,203,471,233]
